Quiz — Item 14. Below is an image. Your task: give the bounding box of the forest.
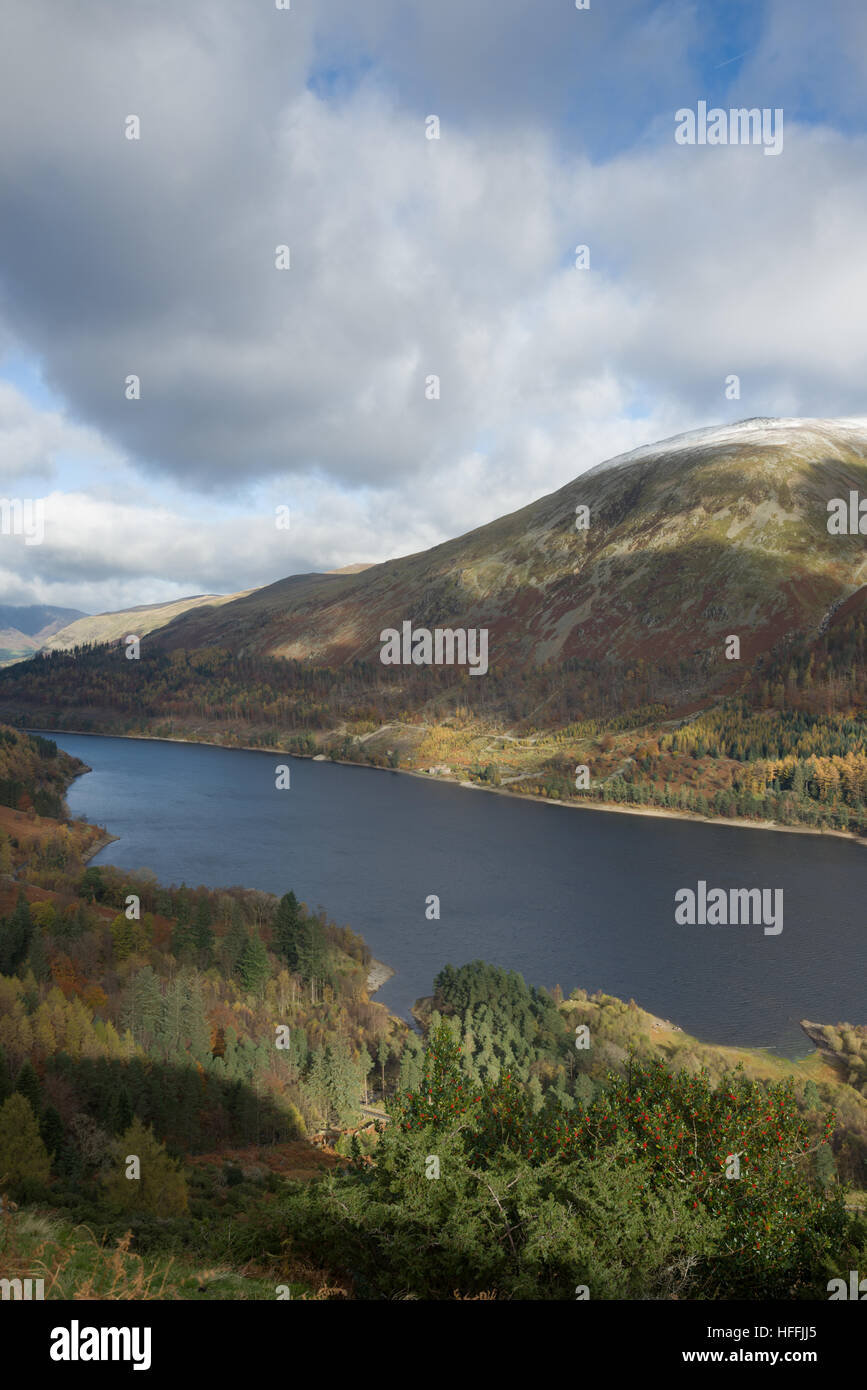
[1,725,866,1299]
[0,598,864,839]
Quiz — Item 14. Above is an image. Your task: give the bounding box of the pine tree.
[305,1047,330,1126]
[377,1038,390,1100]
[0,890,32,975]
[222,904,248,976]
[113,1087,134,1136]
[528,1075,544,1114]
[815,1142,836,1190]
[358,1045,373,1103]
[121,966,163,1050]
[39,1104,65,1159]
[327,1040,360,1126]
[181,974,211,1057]
[239,933,270,995]
[14,1057,42,1112]
[171,912,194,959]
[273,891,302,966]
[294,915,328,986]
[192,898,214,963]
[78,866,106,902]
[26,928,50,983]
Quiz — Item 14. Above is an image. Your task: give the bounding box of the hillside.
[41,593,250,653]
[0,722,864,1300]
[1,417,866,837]
[148,416,867,685]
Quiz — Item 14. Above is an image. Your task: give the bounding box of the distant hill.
[0,604,87,666]
[42,592,250,652]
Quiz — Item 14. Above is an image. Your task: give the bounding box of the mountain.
[148,416,867,690]
[42,592,250,653]
[0,604,88,666]
[1,417,866,838]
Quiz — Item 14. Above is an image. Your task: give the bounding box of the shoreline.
[366,959,394,995]
[38,724,867,850]
[80,830,121,863]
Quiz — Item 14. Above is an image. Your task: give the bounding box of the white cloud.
[0,2,866,611]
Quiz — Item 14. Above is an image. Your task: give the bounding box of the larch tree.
[101,1116,188,1217]
[0,1092,51,1195]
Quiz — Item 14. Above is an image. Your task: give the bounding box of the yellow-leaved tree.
[0,1092,51,1198]
[101,1117,188,1217]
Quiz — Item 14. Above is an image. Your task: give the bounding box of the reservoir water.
[49,732,867,1055]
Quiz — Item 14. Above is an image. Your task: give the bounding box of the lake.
[48,732,867,1056]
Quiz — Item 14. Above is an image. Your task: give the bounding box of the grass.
[0,1203,344,1300]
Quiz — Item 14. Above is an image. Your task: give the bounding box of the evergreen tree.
[815,1142,836,1190]
[192,898,214,963]
[327,1040,360,1126]
[358,1045,373,1103]
[293,914,328,985]
[0,1046,11,1102]
[171,911,194,959]
[121,966,164,1050]
[14,1057,42,1112]
[78,866,106,902]
[527,1075,544,1114]
[239,933,270,995]
[397,1035,423,1095]
[373,1037,387,1100]
[273,891,302,965]
[222,904,248,976]
[0,890,32,975]
[305,1047,330,1125]
[113,1087,134,1136]
[26,928,50,983]
[39,1104,65,1159]
[181,974,211,1058]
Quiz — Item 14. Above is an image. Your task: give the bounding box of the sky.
[1,0,866,613]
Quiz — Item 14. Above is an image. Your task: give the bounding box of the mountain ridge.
[144,415,867,693]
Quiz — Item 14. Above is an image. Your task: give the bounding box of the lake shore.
[81,830,121,863]
[40,725,867,850]
[366,959,394,995]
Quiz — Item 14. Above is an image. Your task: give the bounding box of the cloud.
[0,380,116,483]
[0,0,866,613]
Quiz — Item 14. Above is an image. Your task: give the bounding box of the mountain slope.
[43,592,251,652]
[151,417,867,693]
[1,417,866,837]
